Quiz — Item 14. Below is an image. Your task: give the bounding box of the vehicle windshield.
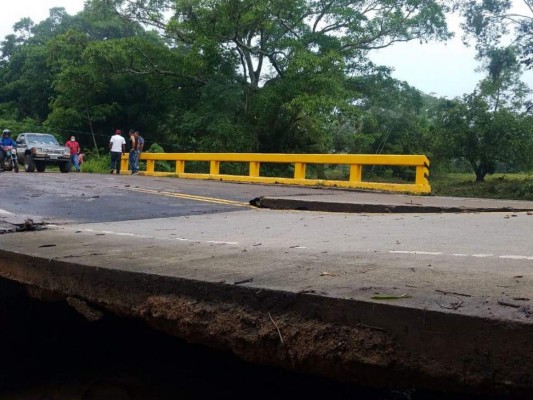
[26,134,59,145]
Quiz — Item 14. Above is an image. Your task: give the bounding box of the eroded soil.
[0,280,418,400]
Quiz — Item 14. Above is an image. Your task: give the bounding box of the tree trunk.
[86,108,99,157]
[470,160,486,182]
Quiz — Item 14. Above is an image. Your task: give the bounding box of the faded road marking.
[390,250,532,261]
[46,226,533,261]
[500,255,533,260]
[390,251,443,256]
[66,227,240,247]
[126,187,251,207]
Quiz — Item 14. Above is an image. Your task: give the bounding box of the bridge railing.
[121,153,430,194]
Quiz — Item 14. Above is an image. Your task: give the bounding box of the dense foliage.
[0,0,531,181]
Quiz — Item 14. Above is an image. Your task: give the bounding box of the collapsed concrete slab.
[251,194,533,213]
[0,222,531,398]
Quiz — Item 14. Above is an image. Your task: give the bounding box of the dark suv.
[15,133,71,173]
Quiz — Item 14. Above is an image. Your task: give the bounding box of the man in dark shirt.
[133,131,144,174]
[128,129,139,175]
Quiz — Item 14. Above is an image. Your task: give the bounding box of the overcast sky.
[0,0,531,99]
[369,16,486,98]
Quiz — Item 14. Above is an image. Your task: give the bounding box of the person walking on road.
[109,129,126,174]
[65,135,81,172]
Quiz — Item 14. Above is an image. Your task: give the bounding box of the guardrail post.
[349,164,362,182]
[120,157,128,173]
[210,161,220,175]
[176,160,185,174]
[294,163,306,180]
[146,159,155,174]
[249,162,260,177]
[416,165,430,186]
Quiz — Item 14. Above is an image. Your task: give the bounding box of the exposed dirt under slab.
[4,279,412,400]
[124,292,532,397]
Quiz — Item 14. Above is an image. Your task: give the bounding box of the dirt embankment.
[122,290,530,398]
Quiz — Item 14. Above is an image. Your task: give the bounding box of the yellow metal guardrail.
[121,153,430,193]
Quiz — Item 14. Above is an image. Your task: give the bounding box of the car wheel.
[24,155,35,172]
[35,161,46,172]
[59,161,71,173]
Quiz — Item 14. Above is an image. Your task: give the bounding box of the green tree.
[42,1,182,152]
[0,0,455,158]
[46,30,120,155]
[476,46,530,111]
[458,0,533,69]
[431,94,529,181]
[110,0,451,152]
[0,8,81,125]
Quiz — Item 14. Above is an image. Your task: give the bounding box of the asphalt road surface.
[0,172,250,223]
[0,172,365,223]
[1,171,533,396]
[2,172,533,222]
[1,171,532,323]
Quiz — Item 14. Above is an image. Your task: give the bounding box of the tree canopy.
[458,0,533,69]
[0,0,531,182]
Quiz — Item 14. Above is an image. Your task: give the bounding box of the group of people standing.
[109,129,144,175]
[2,127,145,175]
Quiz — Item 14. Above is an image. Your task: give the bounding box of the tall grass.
[431,173,533,200]
[80,154,111,174]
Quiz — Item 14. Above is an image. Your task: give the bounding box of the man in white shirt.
[109,129,126,174]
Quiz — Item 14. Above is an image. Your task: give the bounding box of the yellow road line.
[127,187,251,207]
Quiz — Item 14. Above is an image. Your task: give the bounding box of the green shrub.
[145,143,172,172]
[431,173,533,200]
[517,181,533,200]
[80,154,110,173]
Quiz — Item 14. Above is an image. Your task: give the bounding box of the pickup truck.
[15,133,71,173]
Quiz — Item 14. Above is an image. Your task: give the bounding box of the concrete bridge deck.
[0,178,532,397]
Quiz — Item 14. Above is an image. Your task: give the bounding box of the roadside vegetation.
[79,154,109,175]
[0,0,532,200]
[431,173,533,200]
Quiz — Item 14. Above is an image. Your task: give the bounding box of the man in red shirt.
[65,136,81,172]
